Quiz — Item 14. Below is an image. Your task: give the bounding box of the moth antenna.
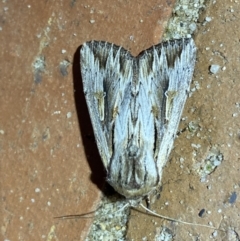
[115,202,130,213]
[54,204,107,220]
[54,212,95,220]
[139,203,226,232]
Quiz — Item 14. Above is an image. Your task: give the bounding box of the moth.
[80,38,196,203]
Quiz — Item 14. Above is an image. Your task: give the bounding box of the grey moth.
[80,38,196,202]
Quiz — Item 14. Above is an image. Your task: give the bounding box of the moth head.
[107,144,159,199]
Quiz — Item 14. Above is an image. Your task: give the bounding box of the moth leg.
[146,196,151,209]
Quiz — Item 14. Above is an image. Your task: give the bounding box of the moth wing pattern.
[80,41,133,168]
[80,38,196,199]
[138,38,196,177]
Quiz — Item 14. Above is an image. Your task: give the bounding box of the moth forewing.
[80,38,196,201]
[155,38,196,174]
[80,42,111,167]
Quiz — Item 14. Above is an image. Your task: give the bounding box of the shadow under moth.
[80,38,196,205]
